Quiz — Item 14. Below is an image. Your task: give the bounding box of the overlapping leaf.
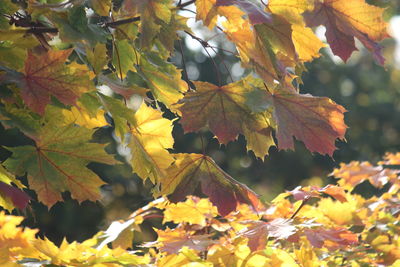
[246,86,347,156]
[2,49,94,115]
[0,165,30,211]
[159,153,263,216]
[138,53,185,111]
[128,103,174,183]
[177,77,275,158]
[163,196,218,226]
[331,161,400,190]
[122,0,173,49]
[303,0,389,64]
[4,112,117,207]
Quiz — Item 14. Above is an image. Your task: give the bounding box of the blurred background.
[0,0,399,246]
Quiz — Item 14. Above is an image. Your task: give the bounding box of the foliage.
[0,0,397,265]
[1,153,400,266]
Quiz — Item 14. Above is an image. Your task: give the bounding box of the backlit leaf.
[4,49,94,115]
[4,111,117,207]
[0,165,30,211]
[128,103,174,183]
[303,0,389,64]
[159,153,263,216]
[138,54,185,111]
[239,218,296,251]
[177,77,274,158]
[146,228,215,254]
[163,196,218,226]
[304,227,358,249]
[216,0,273,25]
[331,161,399,190]
[246,86,347,156]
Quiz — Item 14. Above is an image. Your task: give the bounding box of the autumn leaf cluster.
[1,153,400,266]
[0,0,396,266]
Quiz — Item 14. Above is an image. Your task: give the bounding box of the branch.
[8,0,195,34]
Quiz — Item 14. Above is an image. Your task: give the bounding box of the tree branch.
[9,0,196,35]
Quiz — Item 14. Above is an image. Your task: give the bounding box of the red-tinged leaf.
[247,87,347,156]
[0,181,30,210]
[289,185,348,202]
[159,153,263,216]
[289,186,320,201]
[331,161,400,190]
[239,218,296,251]
[4,116,117,207]
[303,0,389,64]
[319,184,347,203]
[17,50,93,114]
[144,228,215,254]
[216,0,272,25]
[304,227,358,249]
[177,77,274,158]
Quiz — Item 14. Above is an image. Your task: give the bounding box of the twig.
[178,38,195,91]
[184,30,222,86]
[290,197,310,219]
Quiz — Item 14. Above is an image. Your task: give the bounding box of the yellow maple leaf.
[62,105,108,129]
[129,103,174,183]
[163,196,218,226]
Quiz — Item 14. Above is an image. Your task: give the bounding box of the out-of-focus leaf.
[144,228,215,254]
[163,196,218,226]
[239,218,296,251]
[331,161,400,190]
[304,227,358,249]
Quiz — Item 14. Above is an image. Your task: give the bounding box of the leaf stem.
[290,196,310,219]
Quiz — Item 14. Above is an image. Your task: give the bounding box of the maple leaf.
[331,161,400,190]
[123,0,173,49]
[195,0,245,29]
[267,0,313,25]
[112,39,137,78]
[177,77,275,158]
[0,165,30,211]
[303,0,389,64]
[4,113,117,207]
[138,53,185,111]
[2,49,94,115]
[246,86,347,156]
[304,227,358,250]
[144,228,215,254]
[239,218,296,251]
[163,196,218,227]
[0,211,40,263]
[159,153,263,216]
[129,103,175,183]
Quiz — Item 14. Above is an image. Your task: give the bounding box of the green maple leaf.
[4,116,117,207]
